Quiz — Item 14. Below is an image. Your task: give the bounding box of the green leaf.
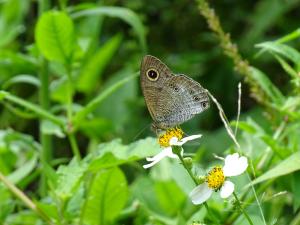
[81,167,128,225]
[233,121,257,134]
[88,138,160,171]
[130,176,164,214]
[50,77,69,103]
[154,181,185,216]
[274,55,299,79]
[35,11,75,63]
[0,51,37,82]
[5,211,39,225]
[78,118,113,139]
[0,187,14,221]
[0,0,30,47]
[54,159,87,201]
[277,28,300,43]
[256,42,300,66]
[41,120,65,138]
[0,91,8,101]
[2,74,40,90]
[292,171,300,212]
[77,34,122,93]
[251,151,300,185]
[71,6,146,52]
[250,67,285,105]
[130,176,177,224]
[36,202,59,222]
[7,154,38,184]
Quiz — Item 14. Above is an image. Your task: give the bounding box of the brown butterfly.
[140,55,210,131]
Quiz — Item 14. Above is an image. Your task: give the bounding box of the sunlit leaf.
[54,159,87,200]
[250,67,285,105]
[7,153,38,184]
[2,74,40,90]
[251,151,300,185]
[256,42,300,66]
[41,120,65,138]
[35,11,75,63]
[0,0,30,47]
[88,138,160,171]
[81,167,128,225]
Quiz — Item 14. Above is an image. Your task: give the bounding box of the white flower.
[189,153,248,204]
[143,134,202,169]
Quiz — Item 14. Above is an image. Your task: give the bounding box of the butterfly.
[140,55,210,131]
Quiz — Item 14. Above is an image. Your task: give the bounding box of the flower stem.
[233,192,254,225]
[174,148,219,224]
[176,151,198,185]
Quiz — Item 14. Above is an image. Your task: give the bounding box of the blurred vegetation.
[1,0,300,224]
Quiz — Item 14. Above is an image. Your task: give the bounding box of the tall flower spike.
[143,127,202,169]
[189,153,248,204]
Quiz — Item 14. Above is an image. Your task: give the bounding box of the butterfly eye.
[146,69,159,81]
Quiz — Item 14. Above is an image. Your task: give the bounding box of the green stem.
[0,91,64,126]
[233,192,254,225]
[0,172,53,225]
[64,62,81,159]
[66,63,73,121]
[176,152,198,185]
[175,148,219,224]
[68,133,81,160]
[39,58,52,196]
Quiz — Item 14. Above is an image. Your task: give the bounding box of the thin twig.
[235,82,242,136]
[207,90,240,148]
[0,172,53,224]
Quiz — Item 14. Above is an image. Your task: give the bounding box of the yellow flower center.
[205,166,225,190]
[158,127,184,147]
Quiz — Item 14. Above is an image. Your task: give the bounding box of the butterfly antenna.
[132,123,151,141]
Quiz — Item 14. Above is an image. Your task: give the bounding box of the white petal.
[143,160,160,169]
[169,137,179,145]
[223,153,248,177]
[164,147,179,158]
[146,147,172,161]
[143,147,178,169]
[189,183,213,205]
[220,181,234,198]
[176,134,202,146]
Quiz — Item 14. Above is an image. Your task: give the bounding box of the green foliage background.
[1,0,300,224]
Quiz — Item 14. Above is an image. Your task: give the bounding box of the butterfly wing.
[140,55,209,129]
[140,55,172,121]
[155,74,209,128]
